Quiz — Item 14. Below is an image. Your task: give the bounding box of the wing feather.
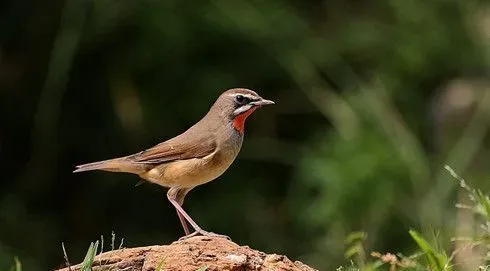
[130,132,217,164]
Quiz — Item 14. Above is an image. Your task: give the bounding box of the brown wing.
[130,132,217,164]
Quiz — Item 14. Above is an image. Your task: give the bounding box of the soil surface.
[56,236,318,271]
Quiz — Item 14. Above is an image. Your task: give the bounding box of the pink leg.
[177,211,191,235]
[166,187,230,240]
[167,187,193,235]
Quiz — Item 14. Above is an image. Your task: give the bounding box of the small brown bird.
[74,88,274,239]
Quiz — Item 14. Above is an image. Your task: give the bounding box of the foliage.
[155,257,167,271]
[80,241,99,271]
[9,258,22,271]
[61,232,123,271]
[339,167,490,271]
[408,230,451,271]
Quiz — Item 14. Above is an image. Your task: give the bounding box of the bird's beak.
[251,98,275,106]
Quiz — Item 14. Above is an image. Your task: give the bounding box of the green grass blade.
[409,230,448,271]
[9,257,22,271]
[81,241,99,271]
[476,189,490,219]
[345,232,366,244]
[155,257,167,271]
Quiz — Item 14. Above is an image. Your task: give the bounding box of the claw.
[179,229,231,241]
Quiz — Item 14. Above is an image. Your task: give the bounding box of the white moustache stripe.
[233,105,253,115]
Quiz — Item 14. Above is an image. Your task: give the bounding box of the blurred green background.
[1,0,490,270]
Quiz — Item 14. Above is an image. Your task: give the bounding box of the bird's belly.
[141,150,235,188]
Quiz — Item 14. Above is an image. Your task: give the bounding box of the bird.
[73,88,274,239]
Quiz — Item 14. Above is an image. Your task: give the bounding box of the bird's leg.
[177,212,191,235]
[171,200,230,240]
[166,187,230,240]
[173,188,191,235]
[167,187,192,235]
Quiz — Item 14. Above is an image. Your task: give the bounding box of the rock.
[56,236,318,271]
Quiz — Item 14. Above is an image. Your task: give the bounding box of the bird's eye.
[235,95,249,105]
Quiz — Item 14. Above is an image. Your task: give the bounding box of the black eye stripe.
[235,95,251,105]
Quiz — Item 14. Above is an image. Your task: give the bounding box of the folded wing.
[131,132,217,164]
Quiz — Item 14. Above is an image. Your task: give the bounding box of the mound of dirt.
[56,236,318,271]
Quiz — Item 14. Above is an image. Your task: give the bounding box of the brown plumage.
[74,88,274,239]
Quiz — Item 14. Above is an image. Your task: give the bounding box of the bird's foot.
[179,229,231,241]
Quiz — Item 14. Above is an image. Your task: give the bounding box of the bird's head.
[211,88,274,134]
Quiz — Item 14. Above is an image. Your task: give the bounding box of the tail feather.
[73,157,129,173]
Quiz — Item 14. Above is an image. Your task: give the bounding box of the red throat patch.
[233,107,257,134]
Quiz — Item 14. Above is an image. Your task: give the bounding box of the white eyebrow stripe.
[228,93,259,100]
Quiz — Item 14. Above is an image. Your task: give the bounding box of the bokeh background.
[1,0,490,270]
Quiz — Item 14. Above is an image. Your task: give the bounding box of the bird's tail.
[73,156,145,174]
